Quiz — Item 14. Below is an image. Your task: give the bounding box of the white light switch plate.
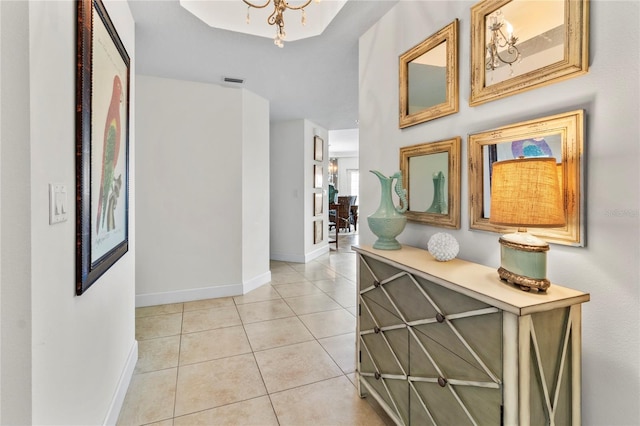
[49,183,68,224]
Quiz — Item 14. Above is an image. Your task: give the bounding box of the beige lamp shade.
[490,157,565,228]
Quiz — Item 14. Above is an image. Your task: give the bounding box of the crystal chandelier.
[244,0,319,48]
[485,9,521,71]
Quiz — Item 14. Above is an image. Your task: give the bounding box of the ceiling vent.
[223,77,244,85]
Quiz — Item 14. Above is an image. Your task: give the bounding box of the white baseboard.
[305,245,329,262]
[243,271,272,294]
[271,245,329,263]
[103,340,138,425]
[270,251,306,263]
[135,283,243,307]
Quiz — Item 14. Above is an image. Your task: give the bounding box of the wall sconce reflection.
[486,9,521,72]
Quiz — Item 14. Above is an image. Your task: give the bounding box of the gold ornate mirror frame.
[400,137,461,229]
[399,19,459,128]
[468,110,584,246]
[469,0,589,106]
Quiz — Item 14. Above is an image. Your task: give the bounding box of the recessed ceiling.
[180,0,348,41]
[128,0,399,130]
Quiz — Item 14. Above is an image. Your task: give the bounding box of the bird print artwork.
[96,75,123,234]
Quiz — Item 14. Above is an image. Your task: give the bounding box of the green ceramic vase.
[367,170,408,250]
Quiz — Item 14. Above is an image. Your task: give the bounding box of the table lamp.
[489,157,565,292]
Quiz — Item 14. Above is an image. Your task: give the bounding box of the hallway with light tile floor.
[118,232,393,425]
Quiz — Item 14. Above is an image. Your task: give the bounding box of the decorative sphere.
[427,232,459,262]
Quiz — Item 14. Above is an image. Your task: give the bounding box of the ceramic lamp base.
[498,232,550,292]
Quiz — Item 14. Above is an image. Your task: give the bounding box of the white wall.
[136,75,270,305]
[0,1,137,424]
[270,120,305,261]
[270,119,329,262]
[242,90,271,290]
[335,156,359,197]
[359,1,639,424]
[1,1,32,422]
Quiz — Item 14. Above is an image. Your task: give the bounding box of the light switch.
[49,183,68,224]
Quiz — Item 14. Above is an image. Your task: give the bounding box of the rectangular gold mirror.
[468,110,584,246]
[400,19,458,128]
[400,137,461,229]
[470,0,589,106]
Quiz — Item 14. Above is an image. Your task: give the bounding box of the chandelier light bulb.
[505,21,513,39]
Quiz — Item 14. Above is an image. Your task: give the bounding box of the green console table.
[353,244,589,425]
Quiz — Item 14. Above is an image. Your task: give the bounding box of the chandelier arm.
[283,0,313,11]
[242,0,272,9]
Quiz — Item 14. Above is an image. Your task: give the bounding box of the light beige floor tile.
[243,316,314,352]
[183,297,234,312]
[233,284,282,305]
[326,288,357,308]
[284,293,343,315]
[236,299,295,324]
[270,376,387,426]
[145,420,174,426]
[298,309,356,339]
[136,303,183,318]
[318,332,357,374]
[346,372,358,387]
[174,353,266,417]
[272,281,321,298]
[135,335,181,373]
[269,270,308,285]
[270,260,294,271]
[117,368,177,426]
[180,325,251,365]
[288,261,336,275]
[181,306,241,333]
[312,276,356,292]
[298,268,339,281]
[173,396,278,426]
[136,313,183,341]
[254,340,342,393]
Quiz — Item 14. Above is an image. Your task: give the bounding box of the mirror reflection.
[468,110,584,246]
[409,152,449,214]
[485,0,565,86]
[399,137,461,229]
[399,19,458,128]
[408,41,447,114]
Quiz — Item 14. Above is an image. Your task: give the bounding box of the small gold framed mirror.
[470,0,589,106]
[399,19,459,128]
[468,110,584,246]
[400,137,461,229]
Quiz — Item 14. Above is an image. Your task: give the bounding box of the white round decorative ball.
[427,232,459,262]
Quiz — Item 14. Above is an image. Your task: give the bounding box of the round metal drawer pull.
[436,313,446,323]
[374,326,381,334]
[438,377,448,387]
[375,372,381,380]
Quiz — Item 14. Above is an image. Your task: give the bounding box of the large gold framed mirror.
[468,110,584,246]
[470,0,589,106]
[400,137,461,229]
[400,19,458,128]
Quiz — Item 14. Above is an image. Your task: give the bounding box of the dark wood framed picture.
[76,0,130,295]
[314,220,323,244]
[314,192,323,216]
[314,135,324,161]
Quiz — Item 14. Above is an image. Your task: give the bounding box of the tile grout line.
[236,295,282,425]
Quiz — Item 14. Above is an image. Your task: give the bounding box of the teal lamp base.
[498,232,551,292]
